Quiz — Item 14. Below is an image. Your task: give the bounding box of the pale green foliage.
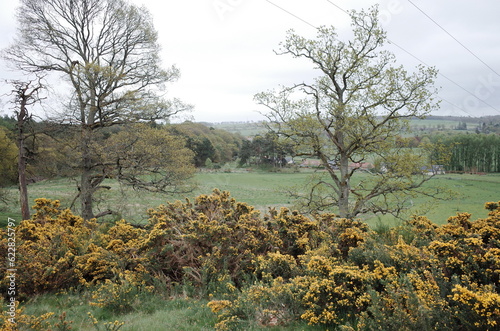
[4,0,181,125]
[0,127,18,187]
[2,0,191,218]
[105,124,196,193]
[255,6,441,219]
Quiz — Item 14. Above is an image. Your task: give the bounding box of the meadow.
[1,168,498,228]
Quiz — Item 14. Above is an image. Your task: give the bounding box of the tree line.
[0,106,293,219]
[431,133,500,173]
[0,117,246,180]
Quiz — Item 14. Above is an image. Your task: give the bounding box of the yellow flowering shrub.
[143,189,282,290]
[359,272,455,330]
[0,199,100,297]
[203,200,500,329]
[207,299,241,330]
[208,299,233,314]
[2,194,500,330]
[483,248,500,284]
[88,312,125,331]
[405,215,438,245]
[485,201,499,212]
[255,251,299,280]
[208,277,299,330]
[338,227,368,258]
[428,202,500,286]
[0,198,153,298]
[325,217,371,258]
[450,283,500,329]
[269,207,322,257]
[407,269,449,312]
[295,260,371,326]
[89,270,154,313]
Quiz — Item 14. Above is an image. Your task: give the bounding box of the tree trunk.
[17,97,30,220]
[80,127,94,220]
[80,171,94,220]
[338,154,350,219]
[17,125,30,220]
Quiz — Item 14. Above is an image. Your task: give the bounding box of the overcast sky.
[1,0,500,122]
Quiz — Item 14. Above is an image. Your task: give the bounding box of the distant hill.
[205,115,500,137]
[408,115,500,133]
[202,121,267,137]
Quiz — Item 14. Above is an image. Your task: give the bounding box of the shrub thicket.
[1,192,500,330]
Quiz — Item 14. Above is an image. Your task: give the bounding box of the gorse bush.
[144,189,281,290]
[0,199,151,300]
[207,198,500,330]
[1,192,500,330]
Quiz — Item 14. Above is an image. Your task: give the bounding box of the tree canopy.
[255,6,442,219]
[0,127,17,188]
[169,122,244,167]
[2,0,192,219]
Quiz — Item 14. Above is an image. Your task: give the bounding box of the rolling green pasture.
[408,118,477,131]
[1,170,498,228]
[209,121,266,136]
[209,117,484,137]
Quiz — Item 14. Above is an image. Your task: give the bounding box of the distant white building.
[422,165,446,175]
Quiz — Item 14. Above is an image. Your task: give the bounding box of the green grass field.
[1,169,498,228]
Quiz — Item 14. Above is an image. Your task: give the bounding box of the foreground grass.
[1,169,499,227]
[18,291,324,331]
[19,292,216,331]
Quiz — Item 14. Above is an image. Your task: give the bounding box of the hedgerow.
[1,192,500,330]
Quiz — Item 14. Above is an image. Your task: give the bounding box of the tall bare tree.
[9,78,44,220]
[3,0,190,219]
[255,6,444,219]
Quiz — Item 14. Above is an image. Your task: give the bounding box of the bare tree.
[8,78,45,220]
[3,0,190,219]
[255,6,445,219]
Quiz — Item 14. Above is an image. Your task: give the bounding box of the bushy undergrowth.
[1,192,500,330]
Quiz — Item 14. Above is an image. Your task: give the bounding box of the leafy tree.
[3,0,190,218]
[105,124,196,193]
[205,157,214,169]
[27,122,77,179]
[186,137,217,167]
[238,139,253,166]
[255,6,441,219]
[0,128,17,186]
[240,132,294,167]
[54,124,196,217]
[0,115,16,130]
[431,133,500,173]
[170,122,244,166]
[0,127,17,205]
